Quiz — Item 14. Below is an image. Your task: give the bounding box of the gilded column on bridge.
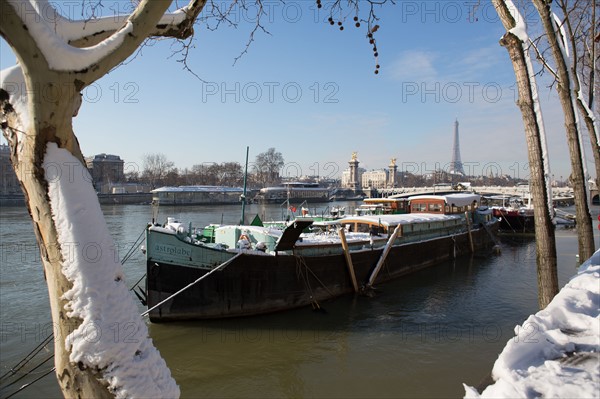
[349,152,360,193]
[388,158,398,188]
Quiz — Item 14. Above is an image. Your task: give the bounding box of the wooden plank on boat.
[465,211,474,253]
[366,224,402,288]
[338,227,359,293]
[275,218,314,251]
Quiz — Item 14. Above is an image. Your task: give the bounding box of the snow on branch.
[3,0,207,72]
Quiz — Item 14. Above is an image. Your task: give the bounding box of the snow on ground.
[43,143,179,398]
[464,250,600,398]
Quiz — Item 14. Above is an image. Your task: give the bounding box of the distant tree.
[219,162,244,186]
[163,167,180,187]
[142,153,175,189]
[189,162,243,186]
[191,163,212,185]
[124,169,140,183]
[253,148,284,186]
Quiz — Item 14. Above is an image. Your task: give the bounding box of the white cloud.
[389,50,438,82]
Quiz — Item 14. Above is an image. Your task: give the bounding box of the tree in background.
[142,153,175,189]
[190,162,243,186]
[253,147,285,187]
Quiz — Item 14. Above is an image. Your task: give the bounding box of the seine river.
[1,202,598,398]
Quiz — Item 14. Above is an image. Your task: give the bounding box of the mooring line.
[141,253,241,317]
[0,227,154,394]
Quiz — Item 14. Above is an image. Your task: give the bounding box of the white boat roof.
[216,225,283,237]
[336,213,461,227]
[363,198,407,203]
[151,185,243,193]
[408,193,480,207]
[260,186,327,192]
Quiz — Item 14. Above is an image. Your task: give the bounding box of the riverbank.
[0,192,152,207]
[464,250,600,398]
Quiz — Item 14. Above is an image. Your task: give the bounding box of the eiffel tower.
[450,119,465,175]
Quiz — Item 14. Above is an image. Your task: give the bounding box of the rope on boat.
[295,255,316,306]
[121,227,146,265]
[0,334,53,383]
[0,354,54,390]
[301,261,336,298]
[295,253,336,311]
[295,254,322,311]
[2,367,55,399]
[482,222,501,247]
[141,253,242,317]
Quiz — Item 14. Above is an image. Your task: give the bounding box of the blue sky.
[1,1,594,182]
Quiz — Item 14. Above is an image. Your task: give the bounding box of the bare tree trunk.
[575,98,600,194]
[558,0,600,196]
[1,72,112,397]
[532,0,596,261]
[493,0,559,308]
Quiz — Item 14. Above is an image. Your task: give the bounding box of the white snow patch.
[505,0,528,42]
[43,143,179,398]
[5,0,187,72]
[0,65,29,155]
[464,250,600,398]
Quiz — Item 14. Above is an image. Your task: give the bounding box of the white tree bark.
[0,0,207,396]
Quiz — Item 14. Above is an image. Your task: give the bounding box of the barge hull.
[146,224,497,321]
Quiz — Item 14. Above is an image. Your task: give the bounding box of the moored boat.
[144,193,498,321]
[355,197,409,215]
[150,185,247,206]
[253,182,330,204]
[486,195,535,233]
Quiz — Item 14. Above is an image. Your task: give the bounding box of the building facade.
[85,153,124,194]
[341,155,399,190]
[0,144,22,197]
[362,169,389,189]
[341,168,365,188]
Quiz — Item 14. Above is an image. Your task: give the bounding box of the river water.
[1,202,598,398]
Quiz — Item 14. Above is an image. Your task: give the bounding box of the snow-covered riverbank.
[464,250,600,398]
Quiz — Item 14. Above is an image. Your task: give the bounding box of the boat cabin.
[408,193,480,215]
[356,198,409,215]
[335,213,464,239]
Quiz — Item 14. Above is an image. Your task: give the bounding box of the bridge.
[372,185,597,206]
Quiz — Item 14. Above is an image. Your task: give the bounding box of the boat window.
[357,223,371,233]
[371,225,384,235]
[428,203,442,212]
[411,203,427,212]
